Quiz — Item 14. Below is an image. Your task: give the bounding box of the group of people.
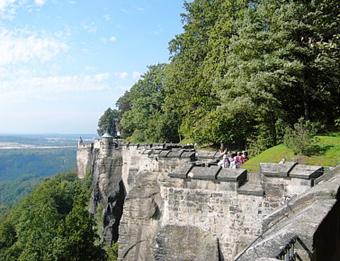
[217,149,248,169]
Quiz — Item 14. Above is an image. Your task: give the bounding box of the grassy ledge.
[243,132,340,173]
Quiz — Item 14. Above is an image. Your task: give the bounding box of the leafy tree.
[0,173,107,261]
[284,118,319,155]
[101,0,339,152]
[120,64,179,142]
[97,108,119,137]
[52,185,103,260]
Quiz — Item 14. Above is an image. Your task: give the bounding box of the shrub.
[283,118,319,155]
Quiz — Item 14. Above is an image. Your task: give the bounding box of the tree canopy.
[97,108,119,137]
[101,0,339,152]
[0,173,108,261]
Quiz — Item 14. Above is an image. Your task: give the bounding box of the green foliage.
[119,64,180,143]
[0,175,41,214]
[102,0,339,152]
[97,108,119,137]
[0,173,107,261]
[105,243,118,261]
[283,118,319,155]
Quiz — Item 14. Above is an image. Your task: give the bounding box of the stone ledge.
[189,165,221,181]
[217,168,247,184]
[150,149,162,155]
[168,164,194,179]
[159,150,171,157]
[261,162,297,178]
[142,149,153,155]
[167,150,184,158]
[196,151,217,159]
[180,151,196,159]
[289,164,323,179]
[237,183,265,197]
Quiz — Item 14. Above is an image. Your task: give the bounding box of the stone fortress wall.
[77,137,340,261]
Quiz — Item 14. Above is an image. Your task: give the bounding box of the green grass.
[243,133,340,173]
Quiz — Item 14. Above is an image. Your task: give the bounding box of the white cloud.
[0,28,68,66]
[114,71,128,79]
[0,0,20,19]
[109,36,117,43]
[34,0,45,6]
[0,72,112,102]
[0,0,16,11]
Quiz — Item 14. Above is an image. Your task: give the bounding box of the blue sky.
[0,0,184,134]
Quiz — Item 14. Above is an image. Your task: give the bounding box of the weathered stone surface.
[217,168,247,184]
[142,149,152,155]
[118,170,162,261]
[87,138,125,245]
[255,257,279,261]
[76,144,93,179]
[150,149,162,155]
[78,139,340,261]
[238,183,264,196]
[180,151,196,159]
[289,164,323,179]
[153,225,219,261]
[168,163,194,179]
[196,150,217,159]
[159,150,171,157]
[260,162,297,177]
[237,167,340,261]
[167,150,184,158]
[190,165,221,180]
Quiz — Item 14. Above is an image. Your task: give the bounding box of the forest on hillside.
[0,173,117,261]
[99,0,339,153]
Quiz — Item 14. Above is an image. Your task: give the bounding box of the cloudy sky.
[0,0,184,134]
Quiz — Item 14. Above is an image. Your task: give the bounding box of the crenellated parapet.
[77,137,338,261]
[160,162,325,260]
[236,166,340,261]
[167,162,323,199]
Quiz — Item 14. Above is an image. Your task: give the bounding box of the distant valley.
[0,134,96,212]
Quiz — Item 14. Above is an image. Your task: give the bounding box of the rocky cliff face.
[77,139,340,260]
[77,137,125,244]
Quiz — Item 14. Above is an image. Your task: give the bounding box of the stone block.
[196,150,217,159]
[238,183,265,197]
[261,162,297,177]
[150,149,162,155]
[159,150,171,157]
[150,144,164,149]
[190,166,221,181]
[153,225,219,261]
[216,168,247,185]
[289,164,323,179]
[164,143,182,150]
[142,149,152,155]
[167,150,185,158]
[181,151,196,159]
[168,164,194,179]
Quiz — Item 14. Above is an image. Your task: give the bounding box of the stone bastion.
[77,137,340,261]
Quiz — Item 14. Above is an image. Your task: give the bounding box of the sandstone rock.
[153,225,219,261]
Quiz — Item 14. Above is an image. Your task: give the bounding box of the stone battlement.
[168,162,323,197]
[77,136,339,261]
